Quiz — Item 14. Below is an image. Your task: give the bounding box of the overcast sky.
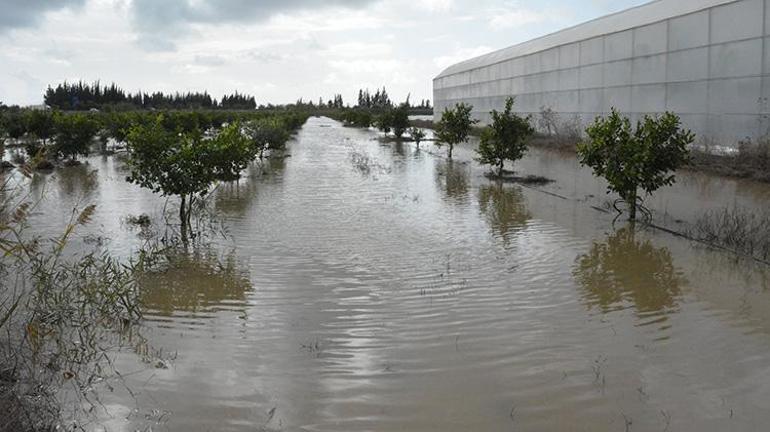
[0,0,648,106]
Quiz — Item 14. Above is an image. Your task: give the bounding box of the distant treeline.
[295,87,431,113]
[44,81,257,111]
[35,81,432,114]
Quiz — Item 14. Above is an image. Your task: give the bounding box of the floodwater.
[7,117,770,431]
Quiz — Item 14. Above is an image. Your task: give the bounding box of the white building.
[433,0,770,147]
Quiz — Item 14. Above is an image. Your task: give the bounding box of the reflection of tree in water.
[392,140,406,157]
[140,251,252,315]
[436,160,469,204]
[574,227,685,315]
[478,183,531,244]
[57,164,99,198]
[215,158,286,215]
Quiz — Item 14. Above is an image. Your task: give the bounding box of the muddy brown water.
[6,116,770,431]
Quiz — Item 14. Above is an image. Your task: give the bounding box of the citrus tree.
[206,122,254,182]
[409,127,425,148]
[390,104,410,139]
[25,109,56,146]
[476,97,534,176]
[578,109,693,221]
[435,102,477,158]
[245,118,291,160]
[52,112,99,162]
[125,116,210,234]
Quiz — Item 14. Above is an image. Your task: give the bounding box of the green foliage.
[245,118,291,159]
[390,104,410,138]
[578,109,694,221]
[436,102,478,158]
[207,122,255,182]
[125,116,217,198]
[340,109,373,128]
[476,97,534,176]
[1,108,26,140]
[52,112,99,161]
[375,110,393,134]
[409,127,425,147]
[44,80,256,111]
[374,104,411,138]
[125,115,264,237]
[24,109,55,144]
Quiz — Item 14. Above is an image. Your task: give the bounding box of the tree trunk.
[498,160,504,177]
[180,195,188,242]
[627,190,637,221]
[448,144,453,159]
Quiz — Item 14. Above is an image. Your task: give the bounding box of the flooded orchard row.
[12,116,770,431]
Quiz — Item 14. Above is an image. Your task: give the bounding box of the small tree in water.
[435,102,477,158]
[52,112,99,162]
[390,104,410,139]
[409,127,425,148]
[125,116,252,240]
[578,109,693,221]
[476,97,534,177]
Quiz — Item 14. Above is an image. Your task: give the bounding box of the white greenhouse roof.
[435,0,738,79]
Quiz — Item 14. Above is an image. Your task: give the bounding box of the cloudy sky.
[0,0,648,106]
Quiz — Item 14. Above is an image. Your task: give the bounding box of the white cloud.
[0,0,645,106]
[415,0,454,12]
[325,42,393,58]
[329,59,403,74]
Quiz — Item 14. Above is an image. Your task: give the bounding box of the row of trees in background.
[297,87,431,114]
[0,105,306,163]
[0,105,308,239]
[41,81,433,114]
[44,81,258,111]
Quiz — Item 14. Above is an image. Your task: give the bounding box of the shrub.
[340,109,373,128]
[24,109,56,145]
[435,102,477,158]
[125,115,259,239]
[52,112,99,161]
[245,118,291,160]
[578,109,693,221]
[409,127,425,148]
[476,97,534,176]
[390,104,410,139]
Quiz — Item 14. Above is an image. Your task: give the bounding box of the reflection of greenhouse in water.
[434,0,770,147]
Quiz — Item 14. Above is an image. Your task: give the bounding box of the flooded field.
[9,117,770,431]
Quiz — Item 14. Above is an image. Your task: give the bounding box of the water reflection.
[139,251,251,316]
[56,164,99,198]
[436,160,469,204]
[573,226,685,316]
[478,182,530,245]
[390,140,407,157]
